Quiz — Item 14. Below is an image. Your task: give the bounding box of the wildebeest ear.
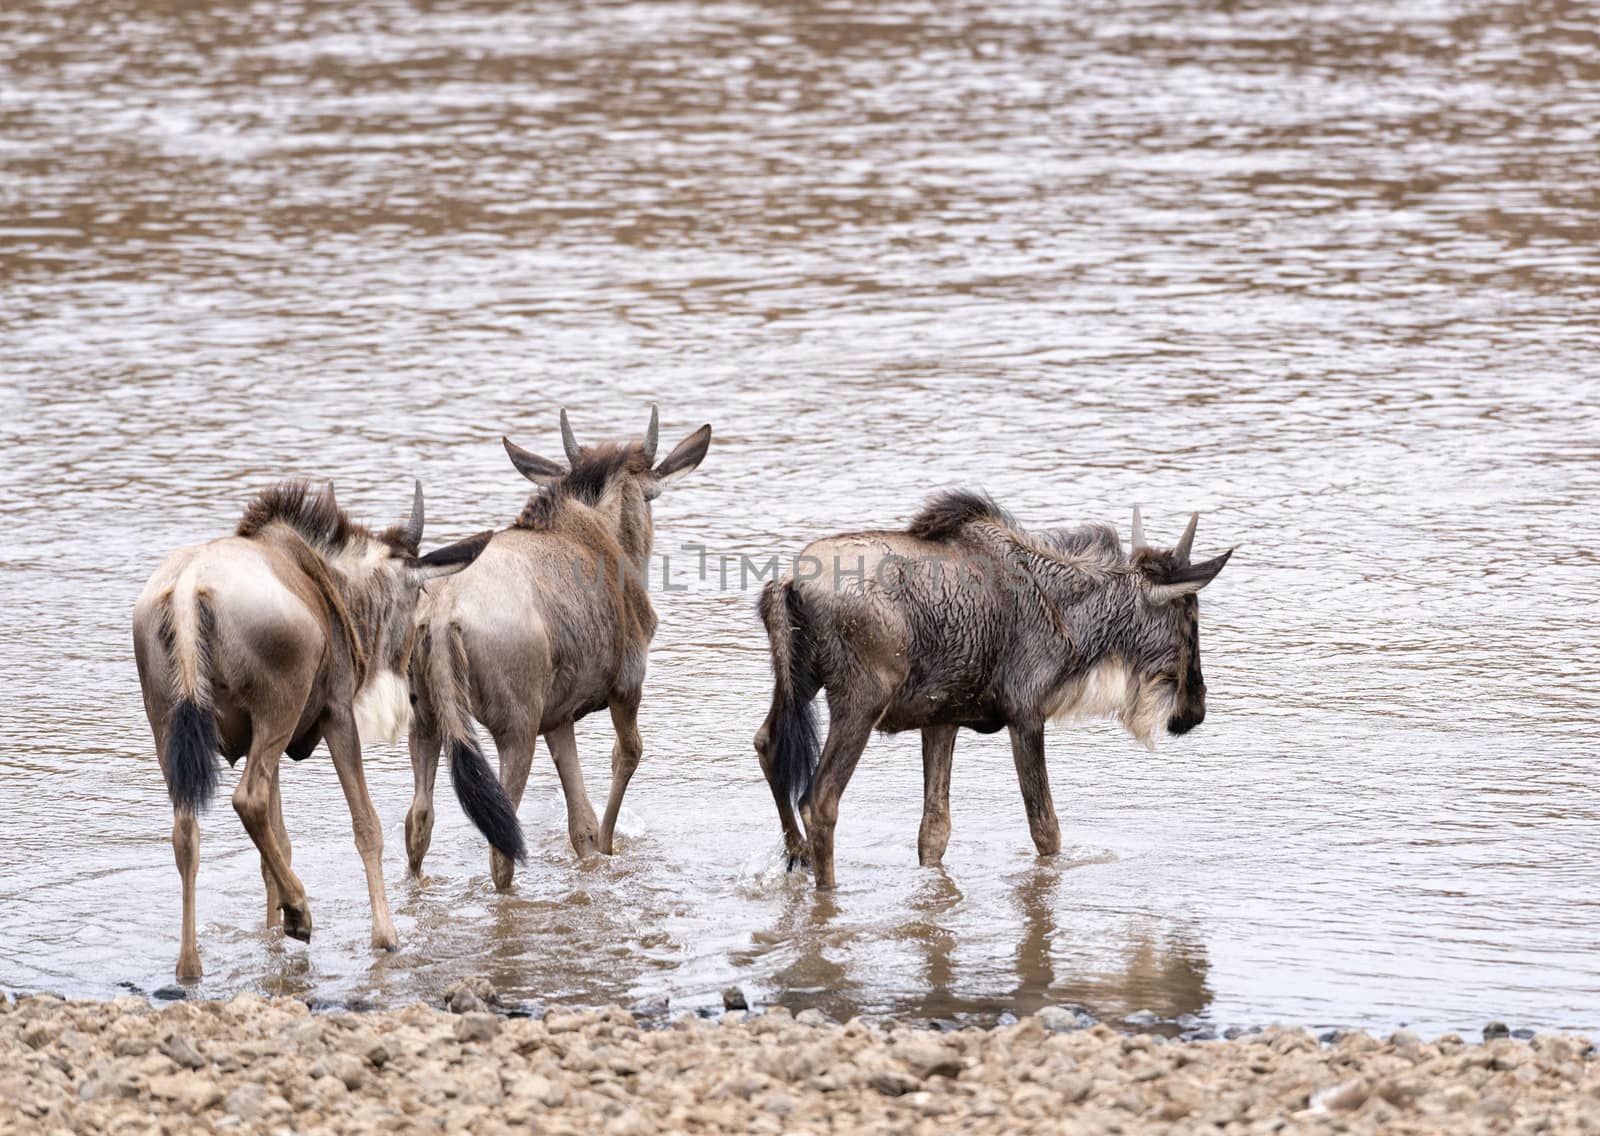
[410,529,494,582]
[1145,548,1233,603]
[646,424,711,498]
[502,436,566,486]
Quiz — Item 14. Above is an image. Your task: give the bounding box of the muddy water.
[2,0,1598,1035]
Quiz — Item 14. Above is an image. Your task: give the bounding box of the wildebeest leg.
[598,695,642,855]
[323,712,398,952]
[544,721,601,858]
[261,761,288,927]
[1008,721,1061,856]
[172,811,201,980]
[405,717,442,877]
[918,724,958,867]
[488,720,539,891]
[803,693,887,890]
[233,735,313,941]
[754,705,809,869]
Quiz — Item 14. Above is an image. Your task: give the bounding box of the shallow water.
[2,0,1598,1035]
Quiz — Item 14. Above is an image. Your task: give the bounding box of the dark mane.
[514,444,650,531]
[236,480,364,550]
[907,490,1013,541]
[1039,522,1125,563]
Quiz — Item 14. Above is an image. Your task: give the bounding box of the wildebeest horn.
[559,408,581,463]
[1131,504,1147,552]
[402,479,425,551]
[642,404,659,464]
[1174,511,1198,565]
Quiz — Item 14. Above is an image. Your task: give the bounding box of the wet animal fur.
[756,488,1232,887]
[408,411,711,879]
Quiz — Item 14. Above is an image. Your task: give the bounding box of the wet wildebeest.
[755,491,1233,888]
[132,481,491,979]
[406,406,712,889]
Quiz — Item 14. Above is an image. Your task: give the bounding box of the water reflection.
[740,863,1211,1027]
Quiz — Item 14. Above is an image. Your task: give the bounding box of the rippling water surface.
[2,0,1597,1035]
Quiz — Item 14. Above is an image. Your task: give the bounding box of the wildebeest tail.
[758,579,822,810]
[424,618,526,863]
[156,589,221,815]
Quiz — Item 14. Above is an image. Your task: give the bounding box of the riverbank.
[2,990,1594,1134]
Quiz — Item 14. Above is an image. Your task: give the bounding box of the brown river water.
[2,0,1597,1036]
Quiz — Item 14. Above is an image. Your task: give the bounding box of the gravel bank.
[2,990,1595,1134]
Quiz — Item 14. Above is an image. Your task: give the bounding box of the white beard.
[1045,658,1176,751]
[353,670,412,746]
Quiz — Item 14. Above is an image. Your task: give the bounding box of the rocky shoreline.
[3,987,1595,1134]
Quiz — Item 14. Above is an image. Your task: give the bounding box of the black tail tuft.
[765,582,822,810]
[164,699,220,815]
[449,737,526,862]
[772,685,821,811]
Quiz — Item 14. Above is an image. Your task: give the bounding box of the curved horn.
[1174,511,1198,565]
[1131,504,1147,552]
[642,404,659,464]
[401,479,424,551]
[559,408,581,463]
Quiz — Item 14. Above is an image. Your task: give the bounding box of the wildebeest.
[132,480,491,979]
[754,490,1233,888]
[406,406,712,889]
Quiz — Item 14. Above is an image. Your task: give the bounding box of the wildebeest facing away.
[406,406,711,889]
[132,481,491,979]
[755,491,1233,888]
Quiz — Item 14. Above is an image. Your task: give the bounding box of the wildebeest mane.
[237,481,365,551]
[514,443,650,531]
[1038,522,1125,565]
[906,490,1014,540]
[909,490,1130,583]
[235,481,371,688]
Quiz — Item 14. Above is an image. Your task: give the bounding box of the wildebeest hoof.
[176,955,202,982]
[372,927,399,953]
[281,904,313,942]
[490,851,516,892]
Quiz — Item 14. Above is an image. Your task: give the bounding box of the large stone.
[445,977,499,1015]
[313,1051,368,1090]
[895,1038,963,1080]
[1311,1077,1370,1112]
[224,1081,291,1121]
[160,1033,205,1070]
[147,1072,224,1112]
[78,1070,140,1101]
[455,1012,501,1044]
[1035,1005,1091,1032]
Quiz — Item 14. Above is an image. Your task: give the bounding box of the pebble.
[445,977,498,1015]
[2,995,1593,1135]
[454,1012,501,1043]
[1037,1005,1094,1032]
[160,1032,206,1069]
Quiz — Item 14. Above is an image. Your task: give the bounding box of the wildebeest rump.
[406,406,711,889]
[132,480,490,979]
[754,490,1233,888]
